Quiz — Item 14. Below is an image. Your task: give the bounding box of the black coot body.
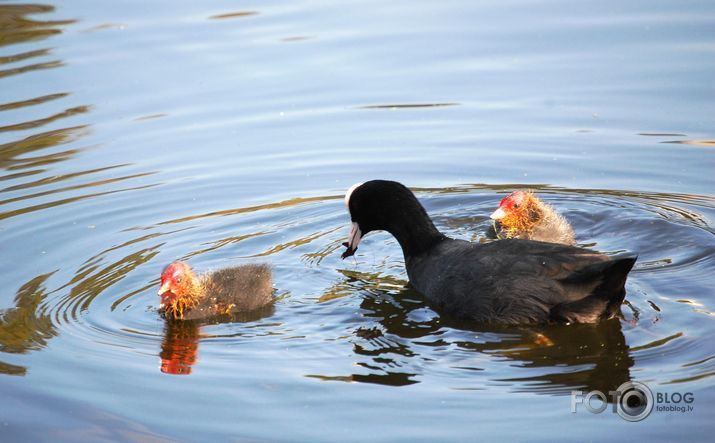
[342,180,636,325]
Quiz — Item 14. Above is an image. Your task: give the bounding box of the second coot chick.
[158,261,273,320]
[490,190,576,245]
[341,180,636,325]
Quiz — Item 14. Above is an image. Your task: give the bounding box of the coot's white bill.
[490,207,507,220]
[342,222,362,258]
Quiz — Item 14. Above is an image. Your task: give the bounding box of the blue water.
[1,0,714,441]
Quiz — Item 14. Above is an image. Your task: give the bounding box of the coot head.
[342,180,444,259]
[159,261,199,314]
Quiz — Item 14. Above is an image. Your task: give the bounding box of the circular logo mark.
[615,381,654,422]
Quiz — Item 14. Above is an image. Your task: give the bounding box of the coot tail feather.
[550,254,637,323]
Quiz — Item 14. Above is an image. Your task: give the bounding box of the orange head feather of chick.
[158,261,202,319]
[489,191,543,237]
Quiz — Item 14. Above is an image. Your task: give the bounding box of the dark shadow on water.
[159,305,275,375]
[208,11,258,20]
[314,269,633,393]
[469,320,632,396]
[357,103,459,109]
[3,382,174,441]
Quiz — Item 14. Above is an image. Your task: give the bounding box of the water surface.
[1,0,714,441]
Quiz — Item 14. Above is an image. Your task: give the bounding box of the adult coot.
[341,180,636,324]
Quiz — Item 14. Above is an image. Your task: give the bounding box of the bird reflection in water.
[158,306,274,375]
[316,269,634,395]
[159,319,200,375]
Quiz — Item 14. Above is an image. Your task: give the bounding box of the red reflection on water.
[159,320,200,375]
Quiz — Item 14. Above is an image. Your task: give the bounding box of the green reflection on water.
[0,272,58,375]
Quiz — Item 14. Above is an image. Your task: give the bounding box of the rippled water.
[1,0,714,440]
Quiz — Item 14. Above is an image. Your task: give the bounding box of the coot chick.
[490,190,576,245]
[158,261,273,320]
[341,180,636,325]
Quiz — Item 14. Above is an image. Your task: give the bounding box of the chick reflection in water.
[159,306,275,375]
[160,319,200,375]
